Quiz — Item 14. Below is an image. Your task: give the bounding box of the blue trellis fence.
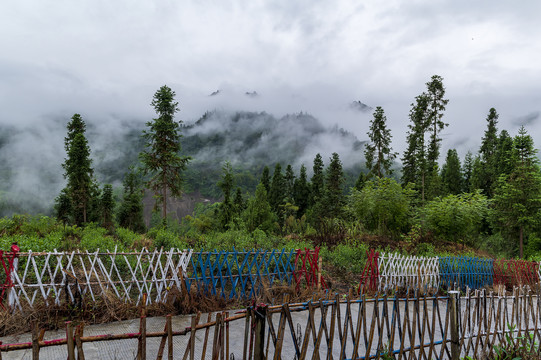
[439,256,493,290]
[185,248,324,299]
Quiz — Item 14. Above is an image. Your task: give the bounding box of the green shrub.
[321,240,369,273]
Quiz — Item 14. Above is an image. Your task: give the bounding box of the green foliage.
[421,191,488,246]
[349,178,415,236]
[320,239,369,274]
[243,183,277,233]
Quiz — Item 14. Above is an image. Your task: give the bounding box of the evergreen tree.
[478,108,500,197]
[321,153,346,217]
[64,114,86,151]
[462,151,474,192]
[63,132,95,225]
[139,85,190,223]
[493,126,541,258]
[260,166,270,194]
[311,154,325,206]
[101,184,114,231]
[117,168,146,233]
[217,161,235,229]
[269,163,285,214]
[354,172,367,190]
[441,149,462,195]
[243,183,276,233]
[401,94,430,201]
[293,164,311,217]
[55,189,72,227]
[470,155,483,191]
[364,106,397,178]
[495,130,514,178]
[284,164,296,202]
[425,75,449,199]
[56,114,99,226]
[233,187,245,213]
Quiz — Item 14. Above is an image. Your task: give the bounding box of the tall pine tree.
[364,106,397,178]
[425,75,449,199]
[139,85,190,223]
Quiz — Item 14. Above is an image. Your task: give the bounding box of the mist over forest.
[0,107,366,216]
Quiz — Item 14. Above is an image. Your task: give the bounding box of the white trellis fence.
[7,247,192,310]
[378,252,440,291]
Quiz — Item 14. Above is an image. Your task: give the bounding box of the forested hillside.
[1,77,541,266]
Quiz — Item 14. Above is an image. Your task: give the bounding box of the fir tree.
[441,149,462,195]
[311,154,325,206]
[401,94,430,201]
[117,168,146,233]
[64,132,96,225]
[139,85,190,223]
[462,151,474,192]
[425,75,449,199]
[260,166,270,194]
[478,108,499,197]
[217,161,235,229]
[321,153,345,217]
[101,184,115,231]
[284,164,296,202]
[495,130,514,178]
[293,164,311,217]
[493,126,541,258]
[364,106,397,178]
[269,163,285,214]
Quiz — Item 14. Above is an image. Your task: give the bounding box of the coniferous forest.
[1,76,541,279]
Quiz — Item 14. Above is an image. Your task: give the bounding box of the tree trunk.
[519,226,524,259]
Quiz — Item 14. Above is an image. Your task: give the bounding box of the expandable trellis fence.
[0,247,325,310]
[2,288,540,359]
[360,250,541,292]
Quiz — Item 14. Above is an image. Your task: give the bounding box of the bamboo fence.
[1,287,539,359]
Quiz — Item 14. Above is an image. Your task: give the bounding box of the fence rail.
[0,247,325,310]
[1,288,539,359]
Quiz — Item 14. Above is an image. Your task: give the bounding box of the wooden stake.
[31,322,40,360]
[75,324,85,360]
[449,291,460,360]
[167,315,173,360]
[201,313,212,360]
[66,322,75,360]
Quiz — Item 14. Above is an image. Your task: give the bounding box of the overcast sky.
[1,0,541,156]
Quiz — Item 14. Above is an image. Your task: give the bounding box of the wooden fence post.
[31,322,39,360]
[66,322,75,360]
[253,305,267,360]
[449,291,460,360]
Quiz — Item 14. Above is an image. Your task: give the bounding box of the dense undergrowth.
[0,214,489,288]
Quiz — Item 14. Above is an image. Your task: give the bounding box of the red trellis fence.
[358,249,379,293]
[493,258,539,289]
